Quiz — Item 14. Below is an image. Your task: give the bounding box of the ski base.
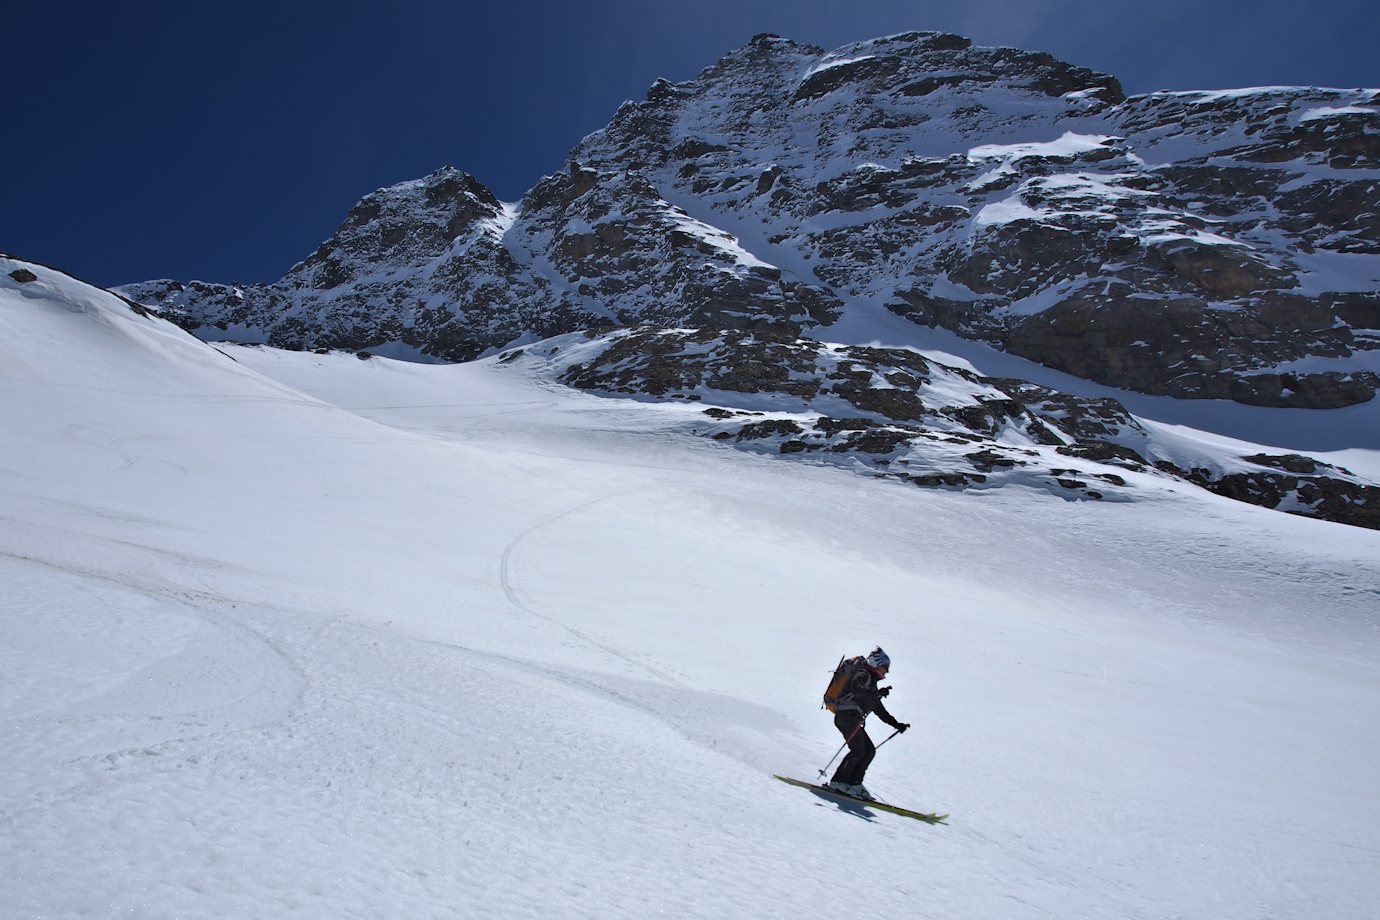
[773,775,947,824]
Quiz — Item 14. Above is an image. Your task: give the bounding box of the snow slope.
[3,258,1380,919]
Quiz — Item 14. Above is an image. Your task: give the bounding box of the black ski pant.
[831,711,875,785]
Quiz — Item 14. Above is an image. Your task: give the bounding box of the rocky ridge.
[119,31,1379,407]
[123,169,581,360]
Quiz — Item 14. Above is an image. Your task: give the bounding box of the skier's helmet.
[866,647,891,671]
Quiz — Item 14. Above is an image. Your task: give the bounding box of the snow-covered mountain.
[5,254,1379,919]
[120,31,1380,411]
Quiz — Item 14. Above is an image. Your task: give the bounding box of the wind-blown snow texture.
[120,32,1380,410]
[5,258,1379,918]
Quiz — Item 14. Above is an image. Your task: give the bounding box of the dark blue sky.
[5,0,1375,289]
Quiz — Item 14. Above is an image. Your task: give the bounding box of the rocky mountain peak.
[288,166,506,292]
[788,32,1125,106]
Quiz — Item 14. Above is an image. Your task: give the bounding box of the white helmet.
[866,646,891,670]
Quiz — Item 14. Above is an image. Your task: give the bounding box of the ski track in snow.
[499,488,686,687]
[0,553,305,829]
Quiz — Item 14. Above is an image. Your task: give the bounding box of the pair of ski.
[774,775,947,824]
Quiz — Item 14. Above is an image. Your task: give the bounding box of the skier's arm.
[873,697,903,730]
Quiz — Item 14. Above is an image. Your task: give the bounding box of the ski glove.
[877,686,891,697]
[896,723,910,733]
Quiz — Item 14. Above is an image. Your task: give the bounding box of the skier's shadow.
[804,788,881,822]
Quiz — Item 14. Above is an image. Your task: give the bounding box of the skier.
[827,646,909,800]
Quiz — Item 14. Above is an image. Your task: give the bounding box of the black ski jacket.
[835,665,902,728]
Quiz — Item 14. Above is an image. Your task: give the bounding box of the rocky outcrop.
[121,168,588,361]
[541,327,1380,529]
[512,162,842,333]
[1188,459,1380,530]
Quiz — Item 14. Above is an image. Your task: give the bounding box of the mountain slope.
[5,257,1380,919]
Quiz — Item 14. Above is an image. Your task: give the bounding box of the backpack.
[822,655,864,712]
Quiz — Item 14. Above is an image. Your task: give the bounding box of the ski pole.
[817,721,865,779]
[874,728,901,750]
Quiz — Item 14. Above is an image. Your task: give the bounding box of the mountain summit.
[120,31,1379,409]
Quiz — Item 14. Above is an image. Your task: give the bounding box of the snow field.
[3,261,1379,918]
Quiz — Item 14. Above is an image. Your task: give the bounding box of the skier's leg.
[852,730,878,783]
[830,712,870,784]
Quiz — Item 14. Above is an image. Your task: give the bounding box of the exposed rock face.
[120,33,1380,406]
[542,327,1380,529]
[122,168,587,361]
